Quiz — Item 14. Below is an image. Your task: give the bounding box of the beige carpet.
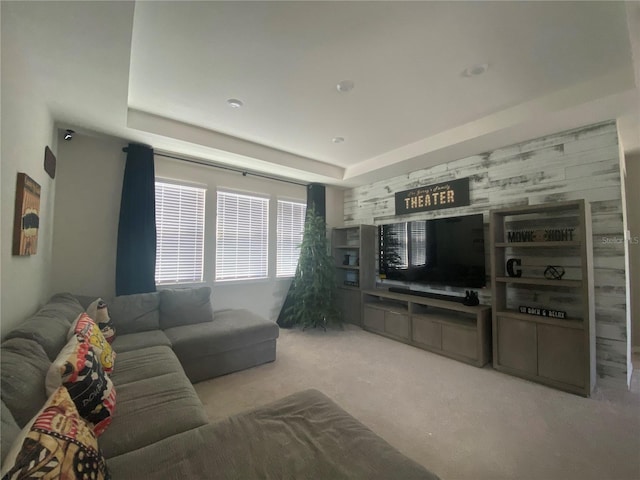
[194,325,640,480]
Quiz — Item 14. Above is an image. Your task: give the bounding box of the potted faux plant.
[278,208,340,330]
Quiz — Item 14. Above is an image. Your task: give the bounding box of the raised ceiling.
[4,1,639,186]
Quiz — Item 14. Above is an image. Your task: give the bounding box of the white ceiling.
[4,1,639,186]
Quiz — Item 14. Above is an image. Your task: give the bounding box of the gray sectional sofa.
[1,291,439,479]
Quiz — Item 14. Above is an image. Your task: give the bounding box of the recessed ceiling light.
[336,80,355,93]
[227,98,244,108]
[332,137,345,144]
[462,63,489,77]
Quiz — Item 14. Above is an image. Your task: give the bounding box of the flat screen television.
[378,213,486,288]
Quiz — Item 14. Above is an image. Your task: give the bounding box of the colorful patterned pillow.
[87,298,116,344]
[45,336,116,437]
[68,313,116,374]
[0,386,110,480]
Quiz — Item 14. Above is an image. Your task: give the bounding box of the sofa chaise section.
[106,388,439,480]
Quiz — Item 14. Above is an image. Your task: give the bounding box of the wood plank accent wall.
[344,121,628,387]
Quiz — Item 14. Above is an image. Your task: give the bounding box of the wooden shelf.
[332,225,377,327]
[494,277,582,288]
[490,199,595,396]
[495,310,584,330]
[495,241,581,248]
[362,289,491,367]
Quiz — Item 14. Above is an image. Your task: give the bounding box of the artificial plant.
[279,208,340,330]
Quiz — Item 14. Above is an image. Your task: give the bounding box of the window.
[216,190,269,281]
[155,181,206,285]
[276,200,307,277]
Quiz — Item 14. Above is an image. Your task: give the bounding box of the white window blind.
[277,200,307,277]
[155,181,206,285]
[216,191,269,281]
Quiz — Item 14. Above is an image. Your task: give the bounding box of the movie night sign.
[395,178,470,215]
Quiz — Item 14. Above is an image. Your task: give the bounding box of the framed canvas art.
[13,173,41,256]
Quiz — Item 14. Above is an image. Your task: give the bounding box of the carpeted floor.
[194,325,640,480]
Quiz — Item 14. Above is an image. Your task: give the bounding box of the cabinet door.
[363,306,385,333]
[385,311,410,340]
[337,289,361,326]
[412,316,442,349]
[442,325,477,360]
[497,316,537,374]
[538,325,585,388]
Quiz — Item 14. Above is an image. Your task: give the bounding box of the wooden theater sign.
[395,178,470,215]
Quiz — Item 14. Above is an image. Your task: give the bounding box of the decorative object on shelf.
[349,255,358,266]
[12,173,41,256]
[544,265,566,280]
[44,146,56,179]
[506,258,522,277]
[519,306,567,319]
[343,254,350,265]
[506,228,575,242]
[462,290,479,306]
[395,177,470,215]
[280,208,339,330]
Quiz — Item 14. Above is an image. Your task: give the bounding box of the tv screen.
[378,213,486,288]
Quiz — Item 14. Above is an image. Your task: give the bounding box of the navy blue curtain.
[115,144,157,296]
[306,183,326,221]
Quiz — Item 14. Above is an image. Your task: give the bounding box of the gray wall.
[1,8,57,336]
[344,121,629,387]
[52,132,343,322]
[624,152,640,350]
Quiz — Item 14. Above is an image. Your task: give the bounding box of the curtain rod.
[123,147,308,187]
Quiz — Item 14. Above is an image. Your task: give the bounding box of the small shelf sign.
[395,178,470,215]
[519,305,567,319]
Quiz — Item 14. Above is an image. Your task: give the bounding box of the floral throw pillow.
[45,336,116,437]
[0,386,110,480]
[68,313,116,374]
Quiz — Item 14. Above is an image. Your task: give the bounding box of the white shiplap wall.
[344,121,629,387]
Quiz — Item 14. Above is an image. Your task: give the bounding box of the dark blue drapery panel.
[115,143,157,296]
[306,183,326,220]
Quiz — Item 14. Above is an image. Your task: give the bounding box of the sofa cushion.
[164,309,279,360]
[0,386,110,480]
[4,293,84,361]
[109,292,160,334]
[110,330,172,353]
[45,336,116,436]
[110,346,185,386]
[1,401,20,465]
[99,372,208,458]
[0,338,50,428]
[159,286,214,329]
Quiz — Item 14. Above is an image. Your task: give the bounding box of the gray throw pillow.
[109,292,161,334]
[159,286,214,329]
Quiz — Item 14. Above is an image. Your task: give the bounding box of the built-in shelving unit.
[361,289,491,367]
[332,225,376,325]
[489,199,595,396]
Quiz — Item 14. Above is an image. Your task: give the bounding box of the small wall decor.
[506,258,522,277]
[544,265,566,280]
[519,305,567,320]
[44,146,56,179]
[506,228,575,242]
[395,178,470,215]
[12,173,41,256]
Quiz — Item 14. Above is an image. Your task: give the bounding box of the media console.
[361,289,491,367]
